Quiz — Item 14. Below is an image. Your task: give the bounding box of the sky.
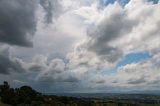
[0,0,160,93]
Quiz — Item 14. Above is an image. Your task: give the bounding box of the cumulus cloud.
[70,0,160,70]
[85,3,136,63]
[0,46,78,83]
[68,2,137,72]
[116,56,160,88]
[26,55,79,83]
[84,54,160,91]
[28,55,48,72]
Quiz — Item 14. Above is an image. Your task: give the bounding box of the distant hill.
[50,92,160,98]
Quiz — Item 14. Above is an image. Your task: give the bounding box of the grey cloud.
[28,57,65,73]
[146,21,160,38]
[0,47,25,74]
[56,75,79,83]
[115,57,160,88]
[36,72,79,83]
[128,77,146,84]
[40,0,61,24]
[85,9,137,63]
[29,57,79,83]
[0,47,79,83]
[48,59,66,73]
[28,55,47,72]
[29,65,45,72]
[40,0,53,24]
[94,80,105,84]
[0,0,38,47]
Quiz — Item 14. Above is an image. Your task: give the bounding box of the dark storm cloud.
[0,48,25,74]
[0,0,38,47]
[0,0,61,46]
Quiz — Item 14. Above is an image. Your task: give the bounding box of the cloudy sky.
[0,0,160,93]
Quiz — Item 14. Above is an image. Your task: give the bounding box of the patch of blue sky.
[101,0,158,7]
[119,0,130,6]
[100,52,152,76]
[88,67,117,76]
[100,67,117,76]
[117,52,152,67]
[101,0,130,7]
[102,0,116,5]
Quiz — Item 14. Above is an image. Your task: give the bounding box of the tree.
[0,81,16,105]
[16,86,38,104]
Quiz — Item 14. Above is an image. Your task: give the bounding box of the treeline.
[0,81,44,106]
[0,81,92,106]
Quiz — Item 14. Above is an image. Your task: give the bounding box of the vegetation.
[0,81,92,106]
[1,81,160,106]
